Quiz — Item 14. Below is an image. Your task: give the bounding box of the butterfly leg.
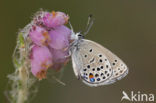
[64,50,71,58]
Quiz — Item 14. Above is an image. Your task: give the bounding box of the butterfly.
[69,16,128,87]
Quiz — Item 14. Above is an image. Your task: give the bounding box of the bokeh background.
[0,0,156,103]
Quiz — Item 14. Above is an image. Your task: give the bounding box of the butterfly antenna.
[69,21,75,34]
[83,14,95,36]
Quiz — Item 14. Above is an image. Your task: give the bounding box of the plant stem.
[6,24,38,103]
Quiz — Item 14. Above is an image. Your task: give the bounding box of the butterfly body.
[70,32,128,87]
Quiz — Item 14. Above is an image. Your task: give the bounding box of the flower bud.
[50,48,70,70]
[31,46,53,80]
[29,25,51,46]
[29,10,72,79]
[49,25,71,50]
[42,11,69,28]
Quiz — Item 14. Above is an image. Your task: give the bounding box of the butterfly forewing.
[71,39,113,87]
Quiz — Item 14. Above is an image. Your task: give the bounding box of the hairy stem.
[6,24,38,103]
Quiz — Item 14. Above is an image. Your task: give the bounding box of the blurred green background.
[0,0,156,103]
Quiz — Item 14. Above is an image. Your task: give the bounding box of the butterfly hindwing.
[71,39,128,87]
[71,39,113,86]
[82,39,129,85]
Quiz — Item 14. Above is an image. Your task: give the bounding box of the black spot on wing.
[89,58,95,63]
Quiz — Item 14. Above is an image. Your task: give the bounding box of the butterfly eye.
[78,34,84,38]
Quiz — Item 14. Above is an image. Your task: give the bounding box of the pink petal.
[48,25,71,50]
[29,25,51,46]
[42,11,69,28]
[50,48,70,70]
[31,45,53,80]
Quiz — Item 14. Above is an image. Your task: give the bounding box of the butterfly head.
[76,32,84,39]
[70,31,84,41]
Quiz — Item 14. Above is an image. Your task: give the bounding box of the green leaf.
[18,33,25,47]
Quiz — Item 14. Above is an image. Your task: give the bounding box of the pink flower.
[48,25,71,50]
[31,46,53,80]
[29,25,51,46]
[50,48,69,70]
[29,10,72,79]
[42,11,69,28]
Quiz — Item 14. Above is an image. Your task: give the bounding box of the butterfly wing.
[71,39,113,87]
[71,39,128,87]
[88,40,129,85]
